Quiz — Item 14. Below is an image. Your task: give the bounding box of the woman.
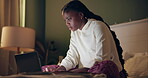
[44,0,127,78]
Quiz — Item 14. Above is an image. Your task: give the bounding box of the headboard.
[110,19,148,77]
[110,19,148,54]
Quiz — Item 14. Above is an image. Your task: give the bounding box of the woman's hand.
[69,68,89,73]
[42,65,66,72]
[42,65,59,72]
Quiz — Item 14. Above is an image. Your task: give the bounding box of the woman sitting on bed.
[43,0,127,78]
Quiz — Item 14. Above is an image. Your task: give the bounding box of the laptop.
[15,52,42,73]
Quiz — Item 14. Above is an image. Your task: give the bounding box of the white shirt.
[60,19,122,72]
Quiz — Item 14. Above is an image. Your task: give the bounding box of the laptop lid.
[15,52,42,73]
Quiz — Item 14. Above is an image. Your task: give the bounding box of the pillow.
[124,52,148,77]
[122,51,134,61]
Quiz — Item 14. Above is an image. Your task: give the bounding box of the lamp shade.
[0,26,35,52]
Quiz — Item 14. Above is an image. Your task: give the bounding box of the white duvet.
[123,52,148,78]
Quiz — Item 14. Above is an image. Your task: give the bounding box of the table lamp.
[0,26,35,54]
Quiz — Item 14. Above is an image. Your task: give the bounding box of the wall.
[81,0,148,24]
[45,0,148,57]
[26,0,45,44]
[45,0,71,56]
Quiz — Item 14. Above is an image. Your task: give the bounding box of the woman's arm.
[94,21,112,61]
[69,67,89,73]
[60,32,80,71]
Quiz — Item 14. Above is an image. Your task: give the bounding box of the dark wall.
[26,0,45,44]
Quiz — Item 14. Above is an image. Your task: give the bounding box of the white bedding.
[123,52,148,78]
[110,18,148,78]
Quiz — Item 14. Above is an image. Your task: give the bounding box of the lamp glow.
[0,26,35,53]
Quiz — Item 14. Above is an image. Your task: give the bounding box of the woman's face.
[62,10,84,31]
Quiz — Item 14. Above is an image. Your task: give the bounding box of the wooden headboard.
[110,19,148,53]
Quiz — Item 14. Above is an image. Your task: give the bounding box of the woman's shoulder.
[89,19,105,26]
[89,19,106,29]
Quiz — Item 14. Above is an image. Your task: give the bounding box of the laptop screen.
[15,52,42,73]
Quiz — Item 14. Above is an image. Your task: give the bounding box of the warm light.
[0,26,35,53]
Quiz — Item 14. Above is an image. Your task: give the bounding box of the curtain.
[20,0,26,27]
[0,0,22,76]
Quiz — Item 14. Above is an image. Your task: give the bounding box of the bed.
[0,72,107,78]
[110,18,148,78]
